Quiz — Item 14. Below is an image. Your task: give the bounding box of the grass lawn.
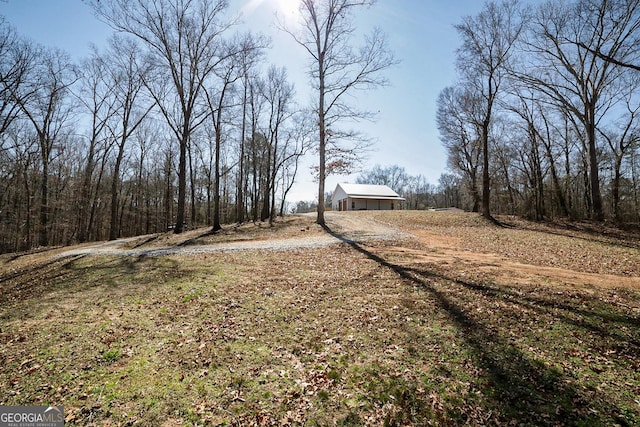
[1,211,639,426]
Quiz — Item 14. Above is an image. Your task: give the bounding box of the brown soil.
[382,229,640,289]
[363,210,640,291]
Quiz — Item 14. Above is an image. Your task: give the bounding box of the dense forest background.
[437,0,640,223]
[1,0,313,253]
[1,0,639,254]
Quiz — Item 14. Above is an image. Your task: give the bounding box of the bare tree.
[91,0,234,234]
[11,44,77,246]
[598,73,640,222]
[437,86,483,212]
[537,104,571,217]
[356,164,410,194]
[247,80,266,222]
[235,36,267,224]
[516,0,640,220]
[504,90,550,219]
[280,0,396,225]
[455,0,524,220]
[204,33,267,231]
[437,173,462,208]
[205,51,240,232]
[75,47,117,242]
[277,112,312,216]
[103,36,155,240]
[575,0,640,72]
[260,65,295,223]
[0,123,38,251]
[0,22,30,250]
[0,18,27,139]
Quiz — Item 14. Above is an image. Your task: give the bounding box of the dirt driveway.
[53,212,412,258]
[19,210,640,291]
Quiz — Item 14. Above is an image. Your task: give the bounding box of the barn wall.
[350,198,397,210]
[332,187,349,210]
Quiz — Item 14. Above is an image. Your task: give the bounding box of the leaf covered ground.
[1,211,639,426]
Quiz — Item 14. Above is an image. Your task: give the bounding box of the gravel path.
[55,212,413,258]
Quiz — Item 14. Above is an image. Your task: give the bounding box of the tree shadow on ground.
[0,255,181,321]
[322,224,640,426]
[498,216,640,251]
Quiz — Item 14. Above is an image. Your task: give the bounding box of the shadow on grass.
[179,217,315,247]
[503,216,640,251]
[0,255,98,311]
[445,275,640,348]
[0,255,182,320]
[322,224,639,426]
[130,234,162,248]
[177,230,215,247]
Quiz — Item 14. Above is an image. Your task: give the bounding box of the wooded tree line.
[438,0,640,222]
[11,0,636,255]
[354,164,441,209]
[0,1,314,254]
[0,0,395,253]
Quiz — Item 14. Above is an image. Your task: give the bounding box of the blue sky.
[0,0,487,202]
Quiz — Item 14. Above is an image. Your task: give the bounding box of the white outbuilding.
[331,183,405,211]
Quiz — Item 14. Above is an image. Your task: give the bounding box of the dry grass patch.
[1,247,436,425]
[123,215,323,249]
[1,211,639,426]
[368,210,640,277]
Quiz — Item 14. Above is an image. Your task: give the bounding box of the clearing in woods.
[1,210,639,426]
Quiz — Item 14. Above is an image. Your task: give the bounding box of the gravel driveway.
[55,212,412,258]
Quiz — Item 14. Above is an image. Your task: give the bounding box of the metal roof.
[347,195,406,200]
[336,183,404,199]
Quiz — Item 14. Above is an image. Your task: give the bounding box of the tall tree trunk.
[136,148,145,234]
[212,139,221,231]
[269,126,279,224]
[189,140,196,227]
[270,166,277,223]
[237,80,247,223]
[481,119,491,219]
[38,138,49,247]
[212,111,223,232]
[77,142,96,243]
[175,132,188,234]
[164,149,173,230]
[612,155,623,222]
[317,60,326,226]
[582,154,592,217]
[469,169,480,213]
[109,140,125,241]
[531,128,545,220]
[251,145,259,222]
[261,144,272,222]
[251,119,259,223]
[586,103,604,221]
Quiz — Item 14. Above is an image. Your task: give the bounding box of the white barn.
[331,183,405,211]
